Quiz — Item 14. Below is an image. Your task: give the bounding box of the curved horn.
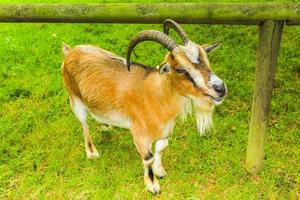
[163,19,189,44]
[126,30,177,71]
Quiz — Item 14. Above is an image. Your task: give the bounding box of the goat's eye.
[176,67,185,74]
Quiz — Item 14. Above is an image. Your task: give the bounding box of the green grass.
[0,0,299,199]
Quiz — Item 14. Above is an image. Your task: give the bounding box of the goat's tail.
[62,42,71,57]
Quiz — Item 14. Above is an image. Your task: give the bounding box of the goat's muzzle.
[206,73,227,105]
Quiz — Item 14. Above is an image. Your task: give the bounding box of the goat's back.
[62,45,150,114]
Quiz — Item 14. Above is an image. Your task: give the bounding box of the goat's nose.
[213,83,226,97]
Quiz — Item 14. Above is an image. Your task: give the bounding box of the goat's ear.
[62,42,71,57]
[159,63,170,74]
[202,41,221,53]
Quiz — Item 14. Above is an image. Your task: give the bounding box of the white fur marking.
[189,68,206,89]
[152,139,168,177]
[72,97,88,123]
[193,99,214,135]
[183,41,199,64]
[195,111,213,135]
[90,111,132,129]
[145,175,160,194]
[143,157,154,167]
[155,139,168,153]
[72,97,131,129]
[209,73,223,87]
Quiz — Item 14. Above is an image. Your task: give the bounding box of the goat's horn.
[163,19,189,44]
[126,30,177,71]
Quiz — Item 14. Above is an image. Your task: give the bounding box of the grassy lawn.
[0,0,299,199]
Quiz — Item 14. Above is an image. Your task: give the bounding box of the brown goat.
[61,19,227,194]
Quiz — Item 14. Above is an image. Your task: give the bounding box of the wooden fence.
[0,3,299,173]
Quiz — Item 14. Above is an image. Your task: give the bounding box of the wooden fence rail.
[0,3,299,173]
[0,3,299,25]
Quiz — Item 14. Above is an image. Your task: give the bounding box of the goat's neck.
[144,72,187,119]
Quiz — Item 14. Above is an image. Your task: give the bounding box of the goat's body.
[61,20,227,195]
[61,41,221,194]
[62,45,186,140]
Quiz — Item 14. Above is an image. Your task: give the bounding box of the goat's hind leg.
[70,96,99,159]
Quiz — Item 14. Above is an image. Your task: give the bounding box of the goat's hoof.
[86,150,99,159]
[145,177,160,195]
[153,165,166,178]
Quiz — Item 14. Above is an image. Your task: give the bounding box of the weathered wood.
[246,20,284,173]
[0,3,298,25]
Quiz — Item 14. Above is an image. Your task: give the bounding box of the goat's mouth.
[205,94,224,105]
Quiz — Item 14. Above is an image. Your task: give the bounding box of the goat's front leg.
[133,133,160,194]
[152,139,168,178]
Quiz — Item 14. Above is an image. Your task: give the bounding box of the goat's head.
[126,20,227,134]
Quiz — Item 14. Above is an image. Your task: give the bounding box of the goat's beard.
[193,99,214,136]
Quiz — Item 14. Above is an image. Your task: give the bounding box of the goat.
[61,19,227,194]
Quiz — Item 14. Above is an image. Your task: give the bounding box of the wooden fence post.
[246,20,284,173]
